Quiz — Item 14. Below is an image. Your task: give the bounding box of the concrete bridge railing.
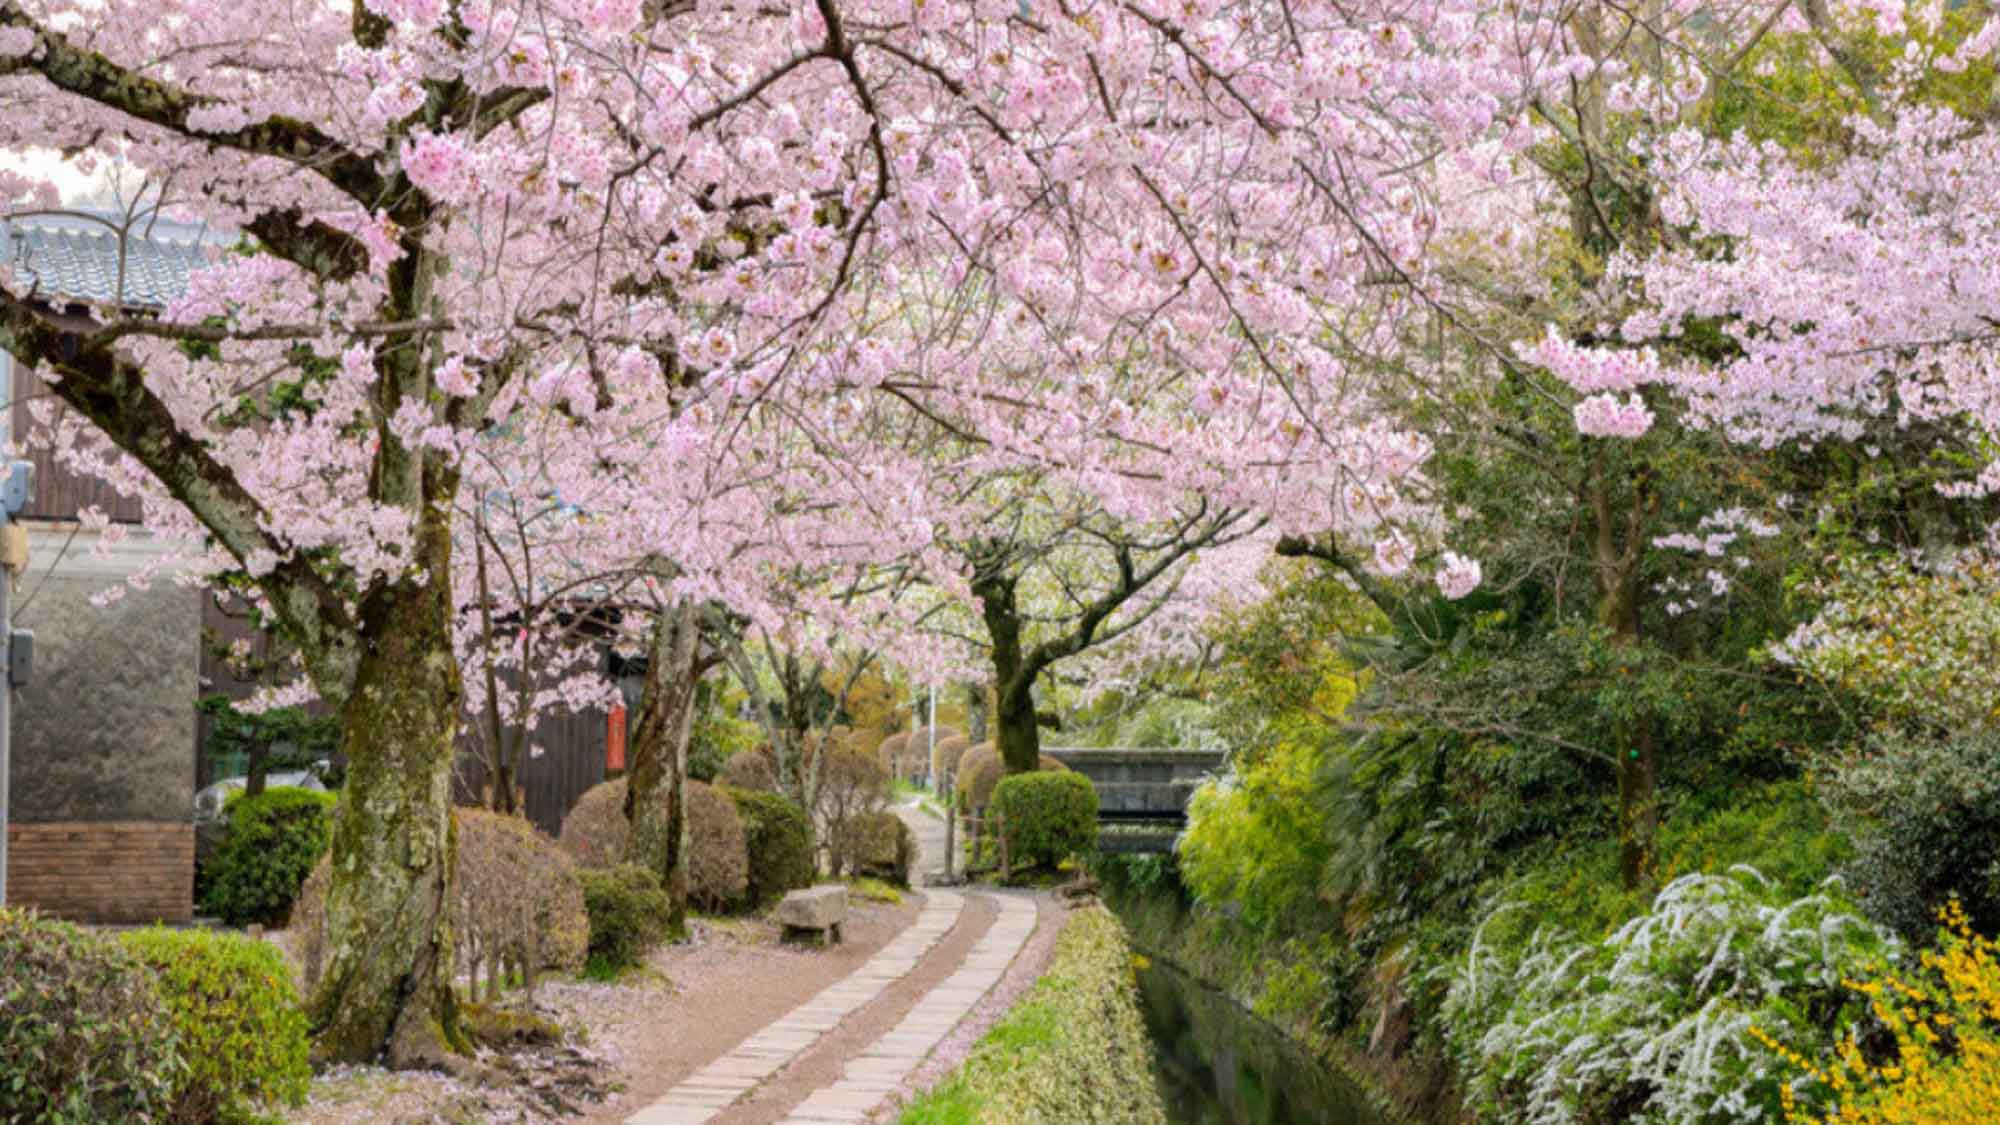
[1041,746,1226,854]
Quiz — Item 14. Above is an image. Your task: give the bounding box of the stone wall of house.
[8,526,197,923]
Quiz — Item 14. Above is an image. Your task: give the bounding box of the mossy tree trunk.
[626,599,701,936]
[307,533,465,1066]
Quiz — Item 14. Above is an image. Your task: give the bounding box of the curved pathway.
[627,891,966,1124]
[626,798,1042,1125]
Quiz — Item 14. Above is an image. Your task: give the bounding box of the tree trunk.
[307,579,465,1067]
[1594,476,1656,893]
[974,569,1042,774]
[243,740,270,798]
[626,600,700,937]
[964,681,988,742]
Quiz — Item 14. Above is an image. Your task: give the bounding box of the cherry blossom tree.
[0,0,1586,1064]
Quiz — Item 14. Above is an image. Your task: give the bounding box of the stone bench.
[776,884,848,947]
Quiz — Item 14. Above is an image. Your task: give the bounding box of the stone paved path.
[777,893,1039,1123]
[626,890,966,1125]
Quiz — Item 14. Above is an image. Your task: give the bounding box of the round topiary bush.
[118,927,311,1123]
[577,864,673,973]
[455,809,590,993]
[199,786,337,927]
[948,736,988,780]
[991,769,1099,869]
[932,734,972,780]
[955,745,1000,812]
[724,786,817,906]
[847,810,918,887]
[0,909,185,1123]
[686,779,751,911]
[875,732,911,774]
[719,745,779,792]
[816,745,892,875]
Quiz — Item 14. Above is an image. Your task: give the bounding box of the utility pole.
[0,459,35,907]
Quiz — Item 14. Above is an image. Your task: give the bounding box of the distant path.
[893,798,950,886]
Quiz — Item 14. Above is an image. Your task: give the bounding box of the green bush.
[118,927,311,1123]
[992,769,1097,869]
[0,909,184,1123]
[725,786,816,906]
[1442,868,1895,1124]
[1821,729,2000,941]
[897,906,1165,1124]
[846,810,917,887]
[199,786,337,927]
[577,864,674,973]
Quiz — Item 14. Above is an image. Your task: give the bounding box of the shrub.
[719,745,779,792]
[199,786,337,927]
[558,778,631,868]
[726,786,817,906]
[992,770,1098,869]
[876,732,911,774]
[118,927,311,1123]
[1442,867,1897,1124]
[956,746,1000,812]
[948,732,988,776]
[0,909,184,1123]
[1177,737,1330,936]
[932,734,972,779]
[559,777,753,912]
[1756,901,2000,1123]
[897,906,1165,1123]
[846,810,917,887]
[578,864,674,972]
[958,748,1064,815]
[1821,730,2000,941]
[687,779,751,911]
[455,809,590,997]
[817,745,892,875]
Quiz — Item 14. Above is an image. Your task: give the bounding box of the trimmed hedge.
[578,864,674,973]
[455,809,590,994]
[118,927,311,1123]
[726,786,817,906]
[897,906,1165,1124]
[558,777,754,913]
[719,746,779,792]
[199,786,337,927]
[847,810,917,887]
[992,770,1098,869]
[0,909,184,1123]
[957,749,1066,815]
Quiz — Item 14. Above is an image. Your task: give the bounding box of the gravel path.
[892,798,950,885]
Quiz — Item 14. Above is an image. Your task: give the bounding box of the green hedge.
[898,906,1164,1124]
[578,864,673,974]
[118,927,311,1123]
[991,770,1098,869]
[0,909,184,1123]
[199,786,337,927]
[725,786,817,906]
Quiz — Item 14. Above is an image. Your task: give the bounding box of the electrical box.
[9,629,31,687]
[0,460,31,517]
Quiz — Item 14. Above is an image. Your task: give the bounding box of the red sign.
[606,706,627,771]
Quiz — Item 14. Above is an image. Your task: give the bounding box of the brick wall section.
[6,821,193,924]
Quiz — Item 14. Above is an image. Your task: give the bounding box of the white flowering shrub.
[1442,867,1897,1124]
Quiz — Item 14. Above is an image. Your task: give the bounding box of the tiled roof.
[2,214,214,309]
